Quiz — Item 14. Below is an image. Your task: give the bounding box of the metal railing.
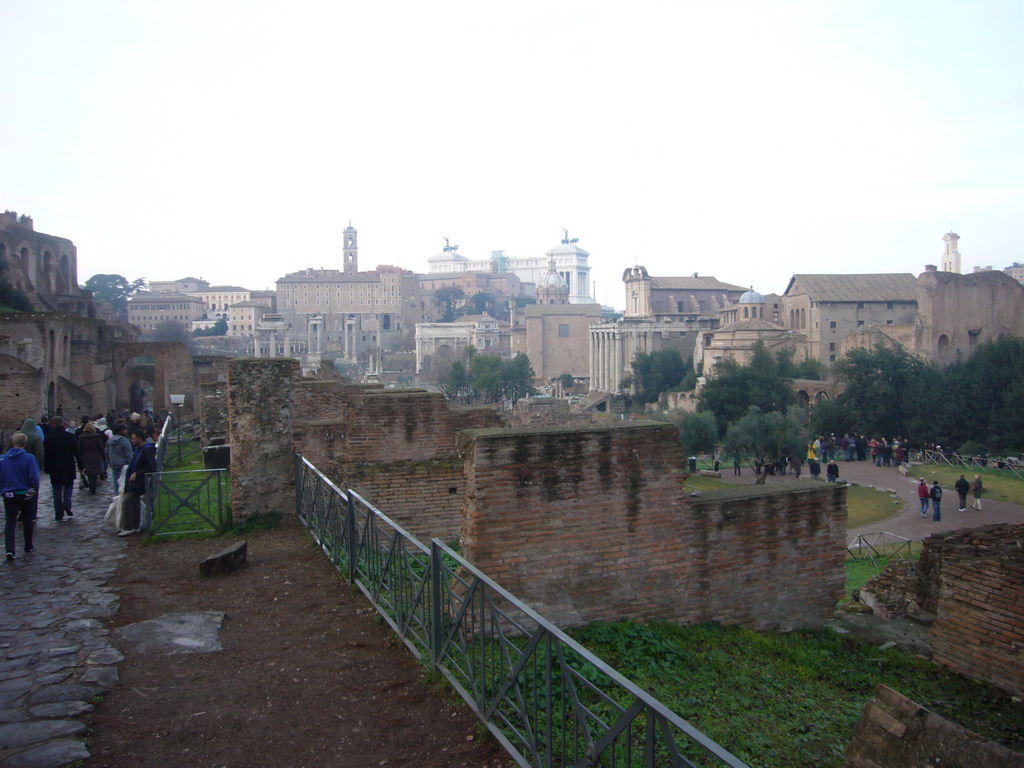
[295,454,748,768]
[846,532,916,564]
[144,468,228,538]
[920,449,1024,479]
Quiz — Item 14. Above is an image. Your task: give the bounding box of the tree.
[829,344,930,438]
[440,360,472,402]
[698,343,794,428]
[503,353,536,402]
[83,274,147,320]
[558,372,575,391]
[677,411,718,455]
[723,406,808,482]
[150,320,188,342]
[433,286,465,322]
[630,348,688,404]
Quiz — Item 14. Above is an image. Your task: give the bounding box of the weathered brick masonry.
[921,524,1024,697]
[227,360,501,540]
[290,380,500,542]
[459,421,846,630]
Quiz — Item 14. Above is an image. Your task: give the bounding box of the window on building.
[829,342,835,351]
[829,321,836,329]
[857,320,863,327]
[886,320,893,325]
[558,324,569,337]
[829,354,836,363]
[886,302,893,310]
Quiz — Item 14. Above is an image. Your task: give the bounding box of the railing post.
[346,492,357,582]
[294,454,302,516]
[430,540,443,666]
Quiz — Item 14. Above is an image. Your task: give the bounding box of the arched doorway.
[128,379,154,413]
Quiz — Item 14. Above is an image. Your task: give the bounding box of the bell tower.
[343,222,358,274]
[941,231,961,274]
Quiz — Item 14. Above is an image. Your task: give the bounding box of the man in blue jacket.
[119,429,157,536]
[2,432,41,561]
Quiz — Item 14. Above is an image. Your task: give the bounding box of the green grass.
[843,547,921,602]
[684,475,904,531]
[572,620,1024,767]
[845,485,903,529]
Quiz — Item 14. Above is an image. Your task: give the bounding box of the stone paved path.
[0,481,126,767]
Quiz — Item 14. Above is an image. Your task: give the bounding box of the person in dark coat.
[18,418,45,468]
[954,474,970,512]
[77,422,107,495]
[42,416,80,520]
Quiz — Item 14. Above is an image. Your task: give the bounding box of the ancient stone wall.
[858,524,1024,697]
[920,524,1024,697]
[845,684,1024,768]
[459,421,846,630]
[289,381,501,542]
[227,358,299,517]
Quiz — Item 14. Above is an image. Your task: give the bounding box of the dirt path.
[84,517,513,768]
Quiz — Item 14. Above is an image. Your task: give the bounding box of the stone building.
[590,266,744,393]
[190,285,251,318]
[780,273,919,365]
[227,300,270,337]
[149,277,210,294]
[0,211,92,314]
[695,289,808,372]
[509,257,601,388]
[276,226,422,361]
[127,292,206,334]
[415,313,504,375]
[426,232,593,303]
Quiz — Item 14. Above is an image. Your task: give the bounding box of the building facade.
[426,233,593,303]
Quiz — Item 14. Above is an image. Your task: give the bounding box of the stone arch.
[795,390,810,409]
[814,391,829,404]
[128,378,154,413]
[111,341,196,418]
[937,334,950,365]
[57,254,71,294]
[19,246,30,283]
[42,251,54,293]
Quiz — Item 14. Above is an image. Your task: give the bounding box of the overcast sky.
[3,0,1021,309]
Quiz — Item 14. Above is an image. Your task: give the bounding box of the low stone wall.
[459,421,846,630]
[845,684,1024,767]
[857,524,1024,697]
[923,525,1024,697]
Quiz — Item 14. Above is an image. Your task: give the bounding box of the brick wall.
[227,358,299,517]
[845,684,1024,767]
[459,421,846,630]
[288,379,501,541]
[921,524,1024,697]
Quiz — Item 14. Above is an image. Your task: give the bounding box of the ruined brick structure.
[859,524,1024,696]
[226,359,500,540]
[845,685,1024,768]
[459,421,846,630]
[229,360,846,631]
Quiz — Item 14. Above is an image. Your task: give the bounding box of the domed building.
[695,287,809,372]
[535,256,570,305]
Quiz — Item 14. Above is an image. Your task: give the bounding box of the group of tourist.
[918,474,984,522]
[806,434,913,466]
[2,410,162,561]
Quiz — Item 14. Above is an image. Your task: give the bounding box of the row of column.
[253,331,292,358]
[589,327,625,393]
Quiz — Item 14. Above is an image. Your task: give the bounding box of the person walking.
[2,433,40,561]
[917,478,930,517]
[106,424,132,496]
[971,474,985,510]
[18,418,45,469]
[930,480,943,522]
[954,474,970,512]
[120,428,157,536]
[43,416,79,520]
[77,423,106,495]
